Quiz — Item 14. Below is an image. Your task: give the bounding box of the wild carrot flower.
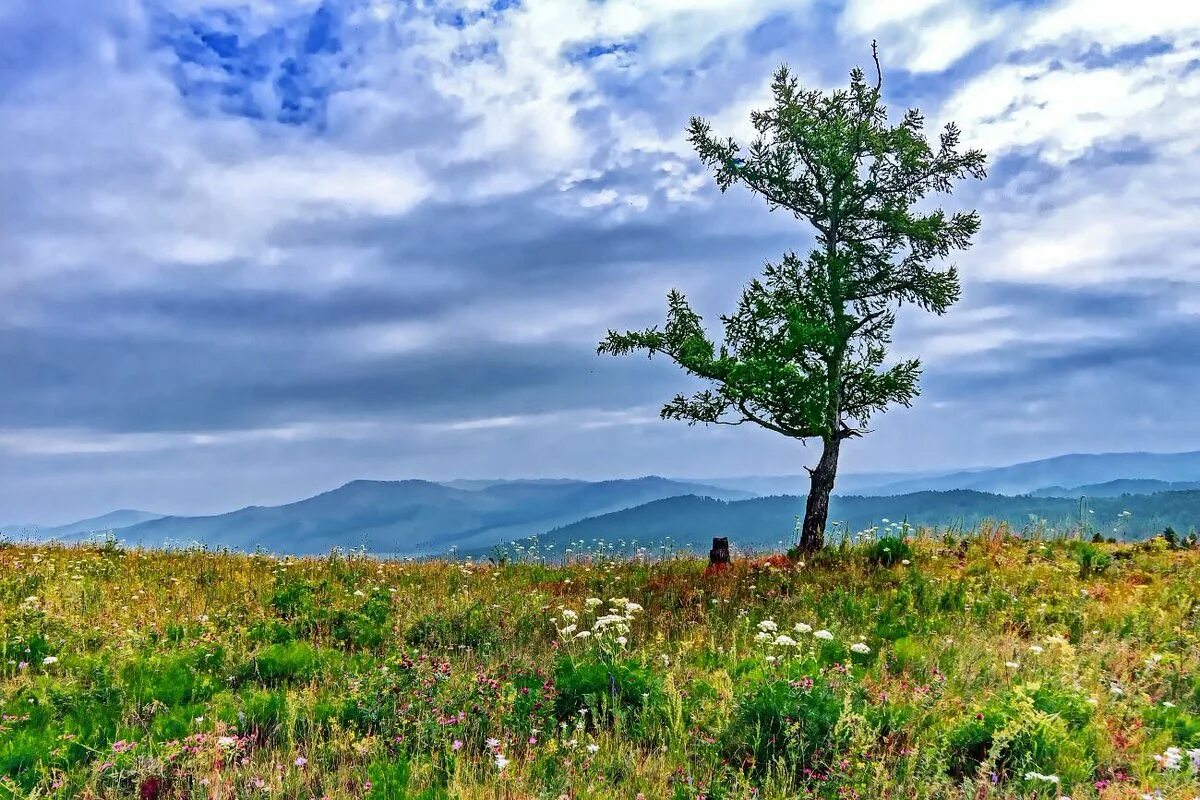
[850,642,871,654]
[813,629,834,641]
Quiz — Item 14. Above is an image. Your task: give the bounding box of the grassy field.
[1,531,1199,799]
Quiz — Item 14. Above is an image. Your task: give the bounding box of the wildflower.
[1005,661,1020,669]
[753,631,773,643]
[585,598,602,608]
[574,631,591,639]
[494,753,510,771]
[813,629,834,641]
[756,620,778,633]
[218,736,237,748]
[560,609,578,621]
[850,642,871,654]
[901,559,911,566]
[42,656,58,666]
[1109,682,1125,697]
[773,635,798,647]
[793,623,812,634]
[586,743,599,754]
[452,740,463,751]
[615,636,627,646]
[1024,771,1060,785]
[294,757,307,767]
[1156,746,1184,771]
[485,738,500,751]
[1029,645,1044,655]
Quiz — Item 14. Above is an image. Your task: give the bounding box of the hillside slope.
[519,489,1200,554]
[115,477,751,555]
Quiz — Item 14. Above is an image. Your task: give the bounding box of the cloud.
[2,0,1198,523]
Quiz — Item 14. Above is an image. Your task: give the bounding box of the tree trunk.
[799,436,840,551]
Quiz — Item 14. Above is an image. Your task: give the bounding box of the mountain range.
[5,450,1200,555]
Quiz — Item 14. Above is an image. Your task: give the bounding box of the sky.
[3,0,1200,524]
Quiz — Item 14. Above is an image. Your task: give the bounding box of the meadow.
[1,530,1198,799]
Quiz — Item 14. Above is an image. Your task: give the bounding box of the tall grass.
[0,531,1198,798]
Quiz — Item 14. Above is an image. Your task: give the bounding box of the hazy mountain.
[440,478,586,491]
[840,451,1200,496]
[509,489,1200,555]
[690,470,930,497]
[2,509,163,540]
[113,477,753,555]
[1029,478,1200,498]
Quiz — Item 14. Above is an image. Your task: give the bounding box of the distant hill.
[690,471,930,497]
[113,477,752,555]
[1029,478,1200,498]
[2,509,163,541]
[832,451,1200,496]
[506,489,1200,555]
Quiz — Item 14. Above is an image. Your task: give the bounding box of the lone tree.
[598,46,986,550]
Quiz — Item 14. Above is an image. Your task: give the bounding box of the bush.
[405,603,498,652]
[721,676,843,776]
[1071,542,1112,579]
[554,657,660,729]
[866,536,912,567]
[244,641,325,685]
[946,683,1096,787]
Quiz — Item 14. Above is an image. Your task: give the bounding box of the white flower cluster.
[1024,771,1060,785]
[554,597,643,655]
[1154,745,1200,772]
[752,618,869,659]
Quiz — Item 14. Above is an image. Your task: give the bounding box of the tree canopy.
[599,47,987,549]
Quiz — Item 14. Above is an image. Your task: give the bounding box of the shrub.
[366,756,447,799]
[405,603,498,652]
[1071,542,1112,579]
[554,657,660,729]
[946,683,1096,787]
[721,676,843,777]
[244,641,325,685]
[866,536,912,567]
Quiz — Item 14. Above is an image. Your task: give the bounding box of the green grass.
[0,531,1198,798]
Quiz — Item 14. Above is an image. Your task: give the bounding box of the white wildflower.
[850,642,871,654]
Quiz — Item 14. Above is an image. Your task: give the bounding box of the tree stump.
[708,537,730,567]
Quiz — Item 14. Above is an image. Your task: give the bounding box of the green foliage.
[721,677,843,777]
[244,641,326,685]
[554,657,661,729]
[1070,541,1113,578]
[404,603,499,651]
[599,48,986,546]
[946,682,1097,786]
[2,539,1199,798]
[366,756,448,800]
[866,535,912,567]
